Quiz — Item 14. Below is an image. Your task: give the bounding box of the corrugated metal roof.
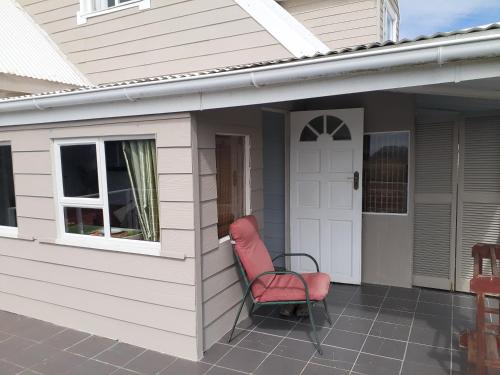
[0,0,90,86]
[1,22,499,101]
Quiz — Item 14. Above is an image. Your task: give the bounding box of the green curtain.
[122,140,159,242]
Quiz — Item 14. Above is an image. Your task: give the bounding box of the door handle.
[353,171,359,190]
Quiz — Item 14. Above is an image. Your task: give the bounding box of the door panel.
[290,109,364,284]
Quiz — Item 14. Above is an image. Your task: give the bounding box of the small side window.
[77,0,151,24]
[0,144,17,230]
[383,1,398,42]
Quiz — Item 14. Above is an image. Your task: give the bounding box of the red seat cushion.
[257,272,331,302]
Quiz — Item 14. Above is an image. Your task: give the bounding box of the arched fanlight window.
[299,115,352,142]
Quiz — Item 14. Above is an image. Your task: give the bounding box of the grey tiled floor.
[0,284,489,374]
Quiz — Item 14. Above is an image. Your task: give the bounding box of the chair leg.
[322,299,332,326]
[306,301,322,355]
[228,287,251,344]
[249,302,256,317]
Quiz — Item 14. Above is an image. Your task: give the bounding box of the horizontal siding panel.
[16,196,55,220]
[157,148,193,174]
[159,174,194,202]
[155,117,192,148]
[310,17,378,35]
[201,200,218,228]
[202,241,235,280]
[319,25,378,40]
[201,225,218,254]
[0,255,195,310]
[200,175,217,202]
[162,229,195,258]
[198,149,216,175]
[160,202,195,229]
[14,174,54,198]
[12,151,51,174]
[305,8,377,27]
[203,302,245,351]
[203,265,240,302]
[17,217,57,240]
[288,0,376,20]
[203,280,243,327]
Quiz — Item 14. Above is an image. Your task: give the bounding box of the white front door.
[290,109,364,284]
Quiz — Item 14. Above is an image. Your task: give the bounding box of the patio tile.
[271,337,315,361]
[323,329,366,351]
[64,359,118,375]
[6,342,60,368]
[400,361,451,375]
[205,366,246,375]
[236,315,265,330]
[311,345,358,371]
[361,336,406,359]
[349,293,384,307]
[237,331,282,353]
[0,332,10,342]
[352,353,402,375]
[334,315,373,334]
[220,328,247,345]
[409,326,451,348]
[124,350,176,375]
[217,347,266,373]
[343,304,379,320]
[404,342,451,370]
[300,307,336,328]
[108,369,139,375]
[0,360,23,375]
[0,336,36,359]
[416,302,452,317]
[453,306,476,321]
[357,284,389,297]
[286,323,330,342]
[382,297,417,312]
[14,320,65,342]
[301,362,349,375]
[94,342,145,367]
[413,313,451,330]
[369,321,410,341]
[19,371,44,375]
[31,350,87,374]
[325,298,350,314]
[420,290,453,305]
[159,358,211,375]
[326,290,354,304]
[453,294,475,308]
[202,343,232,364]
[253,305,276,316]
[331,284,359,295]
[67,335,116,358]
[387,287,420,301]
[43,329,90,350]
[376,308,413,326]
[254,354,306,375]
[254,318,295,336]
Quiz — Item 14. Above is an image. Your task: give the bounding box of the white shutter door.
[456,117,500,292]
[413,118,457,290]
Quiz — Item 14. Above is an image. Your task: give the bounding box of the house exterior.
[1,0,499,363]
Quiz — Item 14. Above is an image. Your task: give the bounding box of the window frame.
[383,0,398,42]
[0,141,18,239]
[77,0,151,25]
[362,130,410,217]
[215,133,251,243]
[53,136,161,255]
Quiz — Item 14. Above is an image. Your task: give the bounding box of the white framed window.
[0,142,17,238]
[54,136,160,255]
[383,0,398,42]
[77,0,151,25]
[215,134,251,240]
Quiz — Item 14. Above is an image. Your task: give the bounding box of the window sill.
[0,226,18,239]
[51,235,161,257]
[219,235,231,244]
[77,0,150,25]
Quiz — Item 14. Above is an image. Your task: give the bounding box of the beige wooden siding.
[0,114,201,360]
[281,0,381,50]
[19,0,291,84]
[195,107,264,350]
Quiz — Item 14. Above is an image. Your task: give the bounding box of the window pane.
[216,135,245,238]
[0,145,16,227]
[64,207,104,236]
[60,144,99,199]
[363,133,409,214]
[105,140,159,242]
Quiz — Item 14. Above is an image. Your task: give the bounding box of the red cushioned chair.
[227,215,332,354]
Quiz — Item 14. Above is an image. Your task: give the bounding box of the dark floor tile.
[413,313,451,330]
[370,321,410,341]
[301,307,337,328]
[111,369,142,375]
[331,284,360,295]
[324,298,350,314]
[358,284,389,297]
[14,320,65,343]
[401,361,451,375]
[268,307,302,322]
[0,336,35,359]
[237,331,282,353]
[0,360,23,375]
[286,323,330,343]
[453,306,476,321]
[311,345,357,370]
[416,302,452,317]
[453,294,475,308]
[343,304,379,320]
[377,308,413,326]
[302,362,349,375]
[334,315,373,334]
[324,329,366,351]
[349,294,384,307]
[220,328,248,345]
[352,353,402,375]
[253,305,276,316]
[452,318,474,334]
[404,343,451,369]
[0,332,10,343]
[254,354,306,375]
[409,326,451,348]
[160,358,211,375]
[362,336,406,359]
[236,315,265,330]
[217,347,266,373]
[31,350,87,375]
[0,311,30,334]
[420,290,453,305]
[64,359,118,375]
[43,329,90,350]
[205,366,245,375]
[19,370,44,375]
[254,318,295,336]
[382,298,417,312]
[94,342,144,367]
[202,343,232,364]
[67,335,116,358]
[387,287,420,301]
[272,337,315,361]
[124,350,176,375]
[6,342,60,368]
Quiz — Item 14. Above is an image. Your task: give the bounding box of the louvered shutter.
[456,117,500,292]
[413,117,457,290]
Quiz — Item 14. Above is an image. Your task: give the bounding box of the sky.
[399,0,500,39]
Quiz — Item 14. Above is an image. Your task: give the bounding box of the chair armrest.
[250,270,311,302]
[272,253,320,272]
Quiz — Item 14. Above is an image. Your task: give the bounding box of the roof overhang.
[1,29,500,127]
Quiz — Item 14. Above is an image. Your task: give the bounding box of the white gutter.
[1,31,500,114]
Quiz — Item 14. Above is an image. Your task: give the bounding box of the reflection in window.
[0,145,16,227]
[333,124,351,141]
[216,135,246,238]
[64,207,104,236]
[363,132,409,214]
[60,144,99,198]
[300,116,351,142]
